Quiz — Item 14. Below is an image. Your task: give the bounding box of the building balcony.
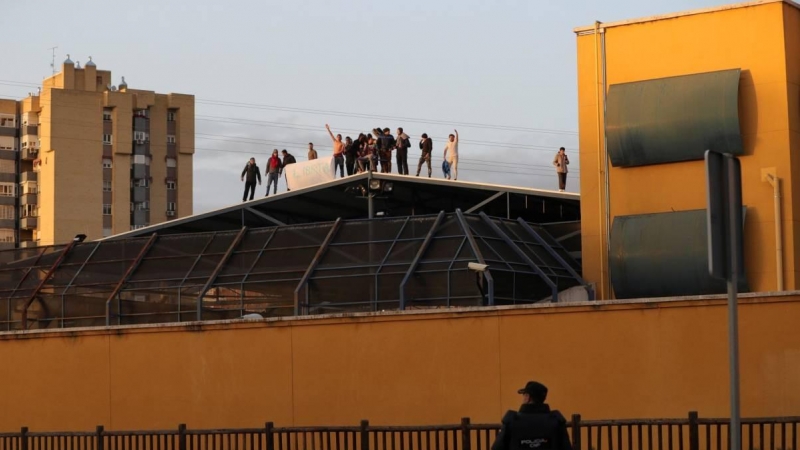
[0,127,16,138]
[22,147,39,160]
[20,239,39,248]
[20,171,37,183]
[0,196,15,206]
[20,216,37,230]
[20,193,37,205]
[131,186,148,203]
[24,125,38,136]
[132,164,149,179]
[0,173,14,183]
[0,149,15,161]
[0,219,14,229]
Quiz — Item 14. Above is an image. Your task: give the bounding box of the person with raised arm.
[326,124,346,178]
[443,129,459,180]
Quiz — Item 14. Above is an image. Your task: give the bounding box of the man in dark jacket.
[378,127,395,173]
[416,133,433,177]
[240,157,261,202]
[395,127,411,175]
[491,381,572,450]
[344,136,358,176]
[281,149,297,191]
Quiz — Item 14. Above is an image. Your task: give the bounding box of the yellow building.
[575,0,800,299]
[0,56,194,247]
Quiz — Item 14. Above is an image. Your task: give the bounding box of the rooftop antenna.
[48,46,58,75]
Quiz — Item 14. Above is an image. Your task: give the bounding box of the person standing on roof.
[417,133,433,177]
[491,381,572,450]
[265,149,283,196]
[378,127,395,173]
[395,127,411,175]
[553,147,569,192]
[240,157,261,202]
[281,149,296,191]
[307,143,318,161]
[345,136,358,176]
[326,124,345,178]
[443,129,459,180]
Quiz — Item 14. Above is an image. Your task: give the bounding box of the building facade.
[0,57,194,247]
[575,0,800,299]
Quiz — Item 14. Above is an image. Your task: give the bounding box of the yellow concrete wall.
[0,296,798,431]
[45,89,105,244]
[170,94,194,217]
[784,4,800,286]
[576,2,796,298]
[37,88,56,245]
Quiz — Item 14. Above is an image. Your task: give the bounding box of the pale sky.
[0,0,728,214]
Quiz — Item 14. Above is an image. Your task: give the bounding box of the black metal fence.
[0,413,797,450]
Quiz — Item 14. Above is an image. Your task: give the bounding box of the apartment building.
[0,56,194,247]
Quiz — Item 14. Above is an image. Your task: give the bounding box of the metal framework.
[0,213,589,331]
[20,238,81,330]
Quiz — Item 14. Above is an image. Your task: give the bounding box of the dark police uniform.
[491,403,572,450]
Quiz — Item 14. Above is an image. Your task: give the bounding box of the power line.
[197,98,578,135]
[196,116,576,151]
[0,79,578,136]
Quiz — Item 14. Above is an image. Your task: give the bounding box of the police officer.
[491,381,572,450]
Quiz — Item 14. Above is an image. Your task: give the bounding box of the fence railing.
[0,412,797,450]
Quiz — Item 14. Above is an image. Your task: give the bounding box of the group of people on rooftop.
[239,124,461,201]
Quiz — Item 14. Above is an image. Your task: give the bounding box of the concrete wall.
[576,1,798,298]
[0,294,798,431]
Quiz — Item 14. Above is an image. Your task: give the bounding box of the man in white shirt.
[443,129,459,180]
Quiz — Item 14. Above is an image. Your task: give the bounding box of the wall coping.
[1,291,798,341]
[574,0,798,34]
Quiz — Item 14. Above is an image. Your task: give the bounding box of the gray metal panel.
[133,143,149,155]
[166,167,177,179]
[0,219,14,229]
[103,191,112,204]
[610,209,748,299]
[606,69,743,168]
[25,125,38,136]
[134,117,149,131]
[0,128,16,138]
[131,187,148,203]
[0,173,15,183]
[21,148,38,160]
[20,217,36,230]
[132,164,148,179]
[0,196,15,206]
[20,193,37,205]
[132,210,148,225]
[103,145,113,158]
[103,215,112,229]
[167,143,176,157]
[20,171,37,183]
[0,150,16,160]
[0,242,14,251]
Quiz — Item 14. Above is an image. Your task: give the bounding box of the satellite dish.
[110,86,117,92]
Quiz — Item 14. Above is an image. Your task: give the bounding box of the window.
[0,115,15,128]
[0,137,14,151]
[135,201,149,211]
[103,134,112,145]
[0,183,15,197]
[20,182,36,195]
[0,230,14,243]
[166,181,176,190]
[103,181,112,192]
[102,204,112,215]
[166,158,177,168]
[103,110,112,121]
[131,224,149,231]
[134,109,148,118]
[167,202,176,212]
[133,178,149,188]
[0,205,14,220]
[102,158,112,169]
[133,131,149,142]
[167,111,176,122]
[133,154,146,165]
[20,204,37,218]
[166,135,176,144]
[0,184,14,197]
[102,227,112,237]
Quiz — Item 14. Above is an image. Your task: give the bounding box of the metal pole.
[367,171,374,219]
[727,159,741,450]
